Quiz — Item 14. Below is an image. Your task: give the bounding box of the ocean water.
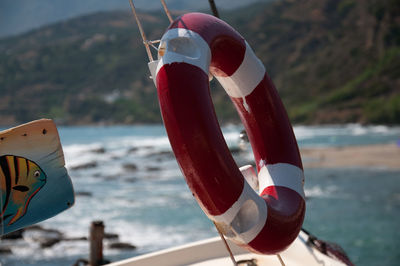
[0,124,399,265]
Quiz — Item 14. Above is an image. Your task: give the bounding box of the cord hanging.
[213,222,238,266]
[208,0,220,18]
[160,0,173,23]
[277,254,286,266]
[128,0,153,62]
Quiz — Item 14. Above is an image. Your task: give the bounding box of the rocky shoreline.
[0,223,136,257]
[301,143,400,169]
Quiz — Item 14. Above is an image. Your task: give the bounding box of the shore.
[300,143,400,169]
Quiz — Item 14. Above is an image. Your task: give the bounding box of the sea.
[0,124,399,266]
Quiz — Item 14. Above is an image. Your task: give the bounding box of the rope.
[277,254,286,266]
[213,222,238,266]
[208,0,220,18]
[160,0,173,23]
[145,40,161,51]
[128,0,153,61]
[214,221,285,266]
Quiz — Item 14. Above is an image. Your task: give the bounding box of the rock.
[24,226,63,248]
[144,175,157,180]
[104,233,119,240]
[63,236,88,241]
[40,238,61,248]
[109,242,137,250]
[21,225,86,248]
[127,147,139,153]
[25,225,43,231]
[159,150,174,156]
[90,147,106,154]
[142,146,153,150]
[1,229,24,240]
[73,258,110,266]
[75,191,93,197]
[239,130,249,143]
[71,162,98,170]
[104,175,118,180]
[229,146,241,154]
[0,247,12,254]
[124,177,137,183]
[146,166,161,172]
[123,163,138,171]
[25,225,62,235]
[147,150,174,158]
[73,258,88,266]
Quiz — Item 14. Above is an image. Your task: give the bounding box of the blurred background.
[1,0,399,126]
[0,0,399,265]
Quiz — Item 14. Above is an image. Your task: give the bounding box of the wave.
[304,185,339,198]
[3,124,400,265]
[294,124,400,147]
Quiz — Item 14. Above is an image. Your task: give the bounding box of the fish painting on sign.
[0,119,74,235]
[0,155,47,226]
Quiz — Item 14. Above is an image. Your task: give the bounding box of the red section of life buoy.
[157,62,244,213]
[153,13,305,254]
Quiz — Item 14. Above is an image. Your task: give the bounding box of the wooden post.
[89,221,104,266]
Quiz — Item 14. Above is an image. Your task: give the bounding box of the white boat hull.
[107,231,346,266]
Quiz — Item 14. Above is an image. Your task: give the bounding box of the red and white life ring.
[149,13,305,255]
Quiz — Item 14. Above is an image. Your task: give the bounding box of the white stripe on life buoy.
[215,41,266,98]
[258,163,305,199]
[154,28,211,78]
[240,165,259,191]
[209,180,268,245]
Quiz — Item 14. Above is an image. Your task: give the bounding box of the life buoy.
[150,13,305,255]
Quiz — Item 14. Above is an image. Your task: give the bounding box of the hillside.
[0,0,399,126]
[0,0,270,38]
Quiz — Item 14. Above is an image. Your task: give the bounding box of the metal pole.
[89,221,105,266]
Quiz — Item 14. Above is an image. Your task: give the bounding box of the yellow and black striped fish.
[0,155,47,225]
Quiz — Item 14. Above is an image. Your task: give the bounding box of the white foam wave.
[305,185,338,198]
[107,219,215,254]
[106,135,171,150]
[5,124,400,265]
[295,124,399,139]
[222,131,240,147]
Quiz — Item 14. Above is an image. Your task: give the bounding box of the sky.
[0,0,271,38]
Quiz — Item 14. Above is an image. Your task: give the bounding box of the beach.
[301,143,400,169]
